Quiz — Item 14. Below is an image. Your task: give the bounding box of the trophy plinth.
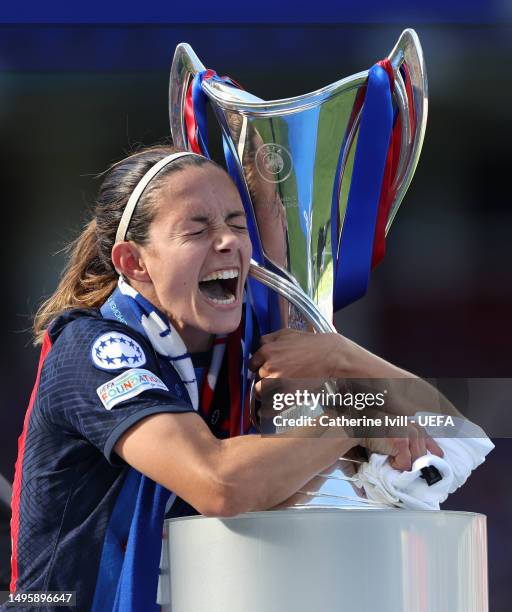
[159,510,488,612]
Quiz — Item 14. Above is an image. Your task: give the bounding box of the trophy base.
[160,508,488,612]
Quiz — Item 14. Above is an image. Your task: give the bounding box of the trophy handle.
[169,43,207,150]
[248,261,336,334]
[248,260,338,431]
[385,28,428,233]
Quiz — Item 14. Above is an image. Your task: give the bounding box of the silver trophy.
[169,29,426,509]
[161,31,489,612]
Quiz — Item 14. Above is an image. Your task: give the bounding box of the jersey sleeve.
[40,316,194,465]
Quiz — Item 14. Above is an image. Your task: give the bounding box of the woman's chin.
[209,314,242,335]
[201,307,243,336]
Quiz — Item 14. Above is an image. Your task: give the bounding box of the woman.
[11,145,442,611]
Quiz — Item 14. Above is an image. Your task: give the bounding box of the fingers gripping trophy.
[161,30,490,612]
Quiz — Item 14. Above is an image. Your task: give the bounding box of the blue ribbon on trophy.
[184,68,279,336]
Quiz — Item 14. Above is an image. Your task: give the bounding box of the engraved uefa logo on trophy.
[255,143,293,183]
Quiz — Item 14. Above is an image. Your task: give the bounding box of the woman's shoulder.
[47,308,153,367]
[49,308,129,340]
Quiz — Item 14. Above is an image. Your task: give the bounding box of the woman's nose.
[213,227,238,253]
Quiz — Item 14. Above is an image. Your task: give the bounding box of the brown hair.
[33,145,211,344]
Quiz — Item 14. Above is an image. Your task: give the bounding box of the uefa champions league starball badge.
[91,332,147,371]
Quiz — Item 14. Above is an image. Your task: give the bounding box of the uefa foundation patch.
[91,331,146,371]
[97,368,168,410]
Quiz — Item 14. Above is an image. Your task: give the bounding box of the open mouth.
[198,268,239,305]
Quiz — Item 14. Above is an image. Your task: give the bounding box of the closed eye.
[187,228,208,236]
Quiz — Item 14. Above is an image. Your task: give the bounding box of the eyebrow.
[189,211,246,223]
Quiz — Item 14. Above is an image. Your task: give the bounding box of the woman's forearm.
[116,411,358,518]
[215,429,357,515]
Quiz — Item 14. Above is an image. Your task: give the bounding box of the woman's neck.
[176,326,214,353]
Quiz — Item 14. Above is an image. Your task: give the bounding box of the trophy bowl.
[169,28,427,320]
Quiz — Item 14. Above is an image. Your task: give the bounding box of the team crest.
[91,331,146,371]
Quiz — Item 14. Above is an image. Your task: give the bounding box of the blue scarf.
[98,278,250,611]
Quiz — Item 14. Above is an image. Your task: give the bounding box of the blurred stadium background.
[1,19,511,608]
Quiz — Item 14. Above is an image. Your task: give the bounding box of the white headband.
[115,151,204,244]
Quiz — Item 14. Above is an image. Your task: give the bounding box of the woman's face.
[137,162,252,351]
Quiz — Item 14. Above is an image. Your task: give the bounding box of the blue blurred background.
[1,13,511,608]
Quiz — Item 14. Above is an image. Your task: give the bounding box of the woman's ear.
[111,242,151,283]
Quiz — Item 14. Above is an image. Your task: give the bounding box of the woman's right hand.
[358,426,444,471]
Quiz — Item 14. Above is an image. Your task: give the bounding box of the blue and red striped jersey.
[9,309,217,611]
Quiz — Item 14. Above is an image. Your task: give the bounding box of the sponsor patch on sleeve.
[97,368,169,410]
